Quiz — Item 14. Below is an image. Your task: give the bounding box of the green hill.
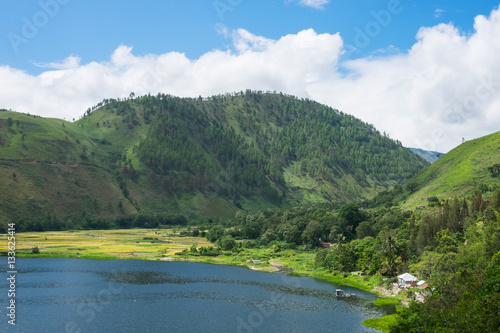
[403,131,500,208]
[0,92,428,230]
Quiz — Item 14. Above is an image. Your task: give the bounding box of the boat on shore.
[336,289,356,298]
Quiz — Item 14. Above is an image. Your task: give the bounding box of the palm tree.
[382,252,402,277]
[383,234,396,256]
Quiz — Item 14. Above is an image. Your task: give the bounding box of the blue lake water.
[0,258,391,332]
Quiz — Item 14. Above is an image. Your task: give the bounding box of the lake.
[1,258,391,332]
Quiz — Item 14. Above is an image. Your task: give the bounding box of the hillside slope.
[0,110,137,230]
[403,131,500,207]
[0,92,429,229]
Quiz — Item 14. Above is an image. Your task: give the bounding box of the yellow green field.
[0,228,213,260]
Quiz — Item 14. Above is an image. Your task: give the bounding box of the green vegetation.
[0,92,428,231]
[185,187,499,332]
[363,314,399,333]
[2,94,500,332]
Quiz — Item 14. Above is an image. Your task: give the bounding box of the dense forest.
[103,91,428,203]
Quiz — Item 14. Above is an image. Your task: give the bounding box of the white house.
[398,273,418,286]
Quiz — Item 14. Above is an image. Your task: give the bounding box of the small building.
[319,242,332,248]
[398,273,418,286]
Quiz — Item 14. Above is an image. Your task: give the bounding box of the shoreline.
[11,251,395,332]
[13,251,384,296]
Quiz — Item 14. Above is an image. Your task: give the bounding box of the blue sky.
[1,0,500,152]
[2,0,497,73]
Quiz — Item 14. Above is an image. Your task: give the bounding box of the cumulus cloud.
[1,7,500,152]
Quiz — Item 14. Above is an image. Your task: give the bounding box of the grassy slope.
[77,103,150,169]
[0,111,136,226]
[404,131,500,208]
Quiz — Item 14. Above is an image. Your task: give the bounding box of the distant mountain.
[409,148,443,163]
[403,131,500,208]
[0,92,429,230]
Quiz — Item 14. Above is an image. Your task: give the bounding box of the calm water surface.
[1,258,391,332]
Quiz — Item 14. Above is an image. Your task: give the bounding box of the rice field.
[0,228,213,260]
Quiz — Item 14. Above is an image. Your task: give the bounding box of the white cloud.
[1,7,500,152]
[34,56,82,70]
[434,8,445,19]
[288,0,330,10]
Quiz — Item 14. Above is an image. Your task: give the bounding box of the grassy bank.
[363,314,398,332]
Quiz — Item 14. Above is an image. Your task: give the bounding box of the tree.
[448,196,461,234]
[416,218,428,254]
[491,189,500,211]
[409,214,417,251]
[461,197,469,220]
[435,229,458,254]
[279,222,302,245]
[338,203,361,237]
[381,252,402,277]
[383,234,396,255]
[301,220,323,247]
[206,225,225,243]
[219,235,236,251]
[244,221,262,239]
[356,221,375,239]
[472,190,487,214]
[488,164,500,177]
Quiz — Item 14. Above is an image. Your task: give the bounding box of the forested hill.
[81,91,428,206]
[0,92,428,229]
